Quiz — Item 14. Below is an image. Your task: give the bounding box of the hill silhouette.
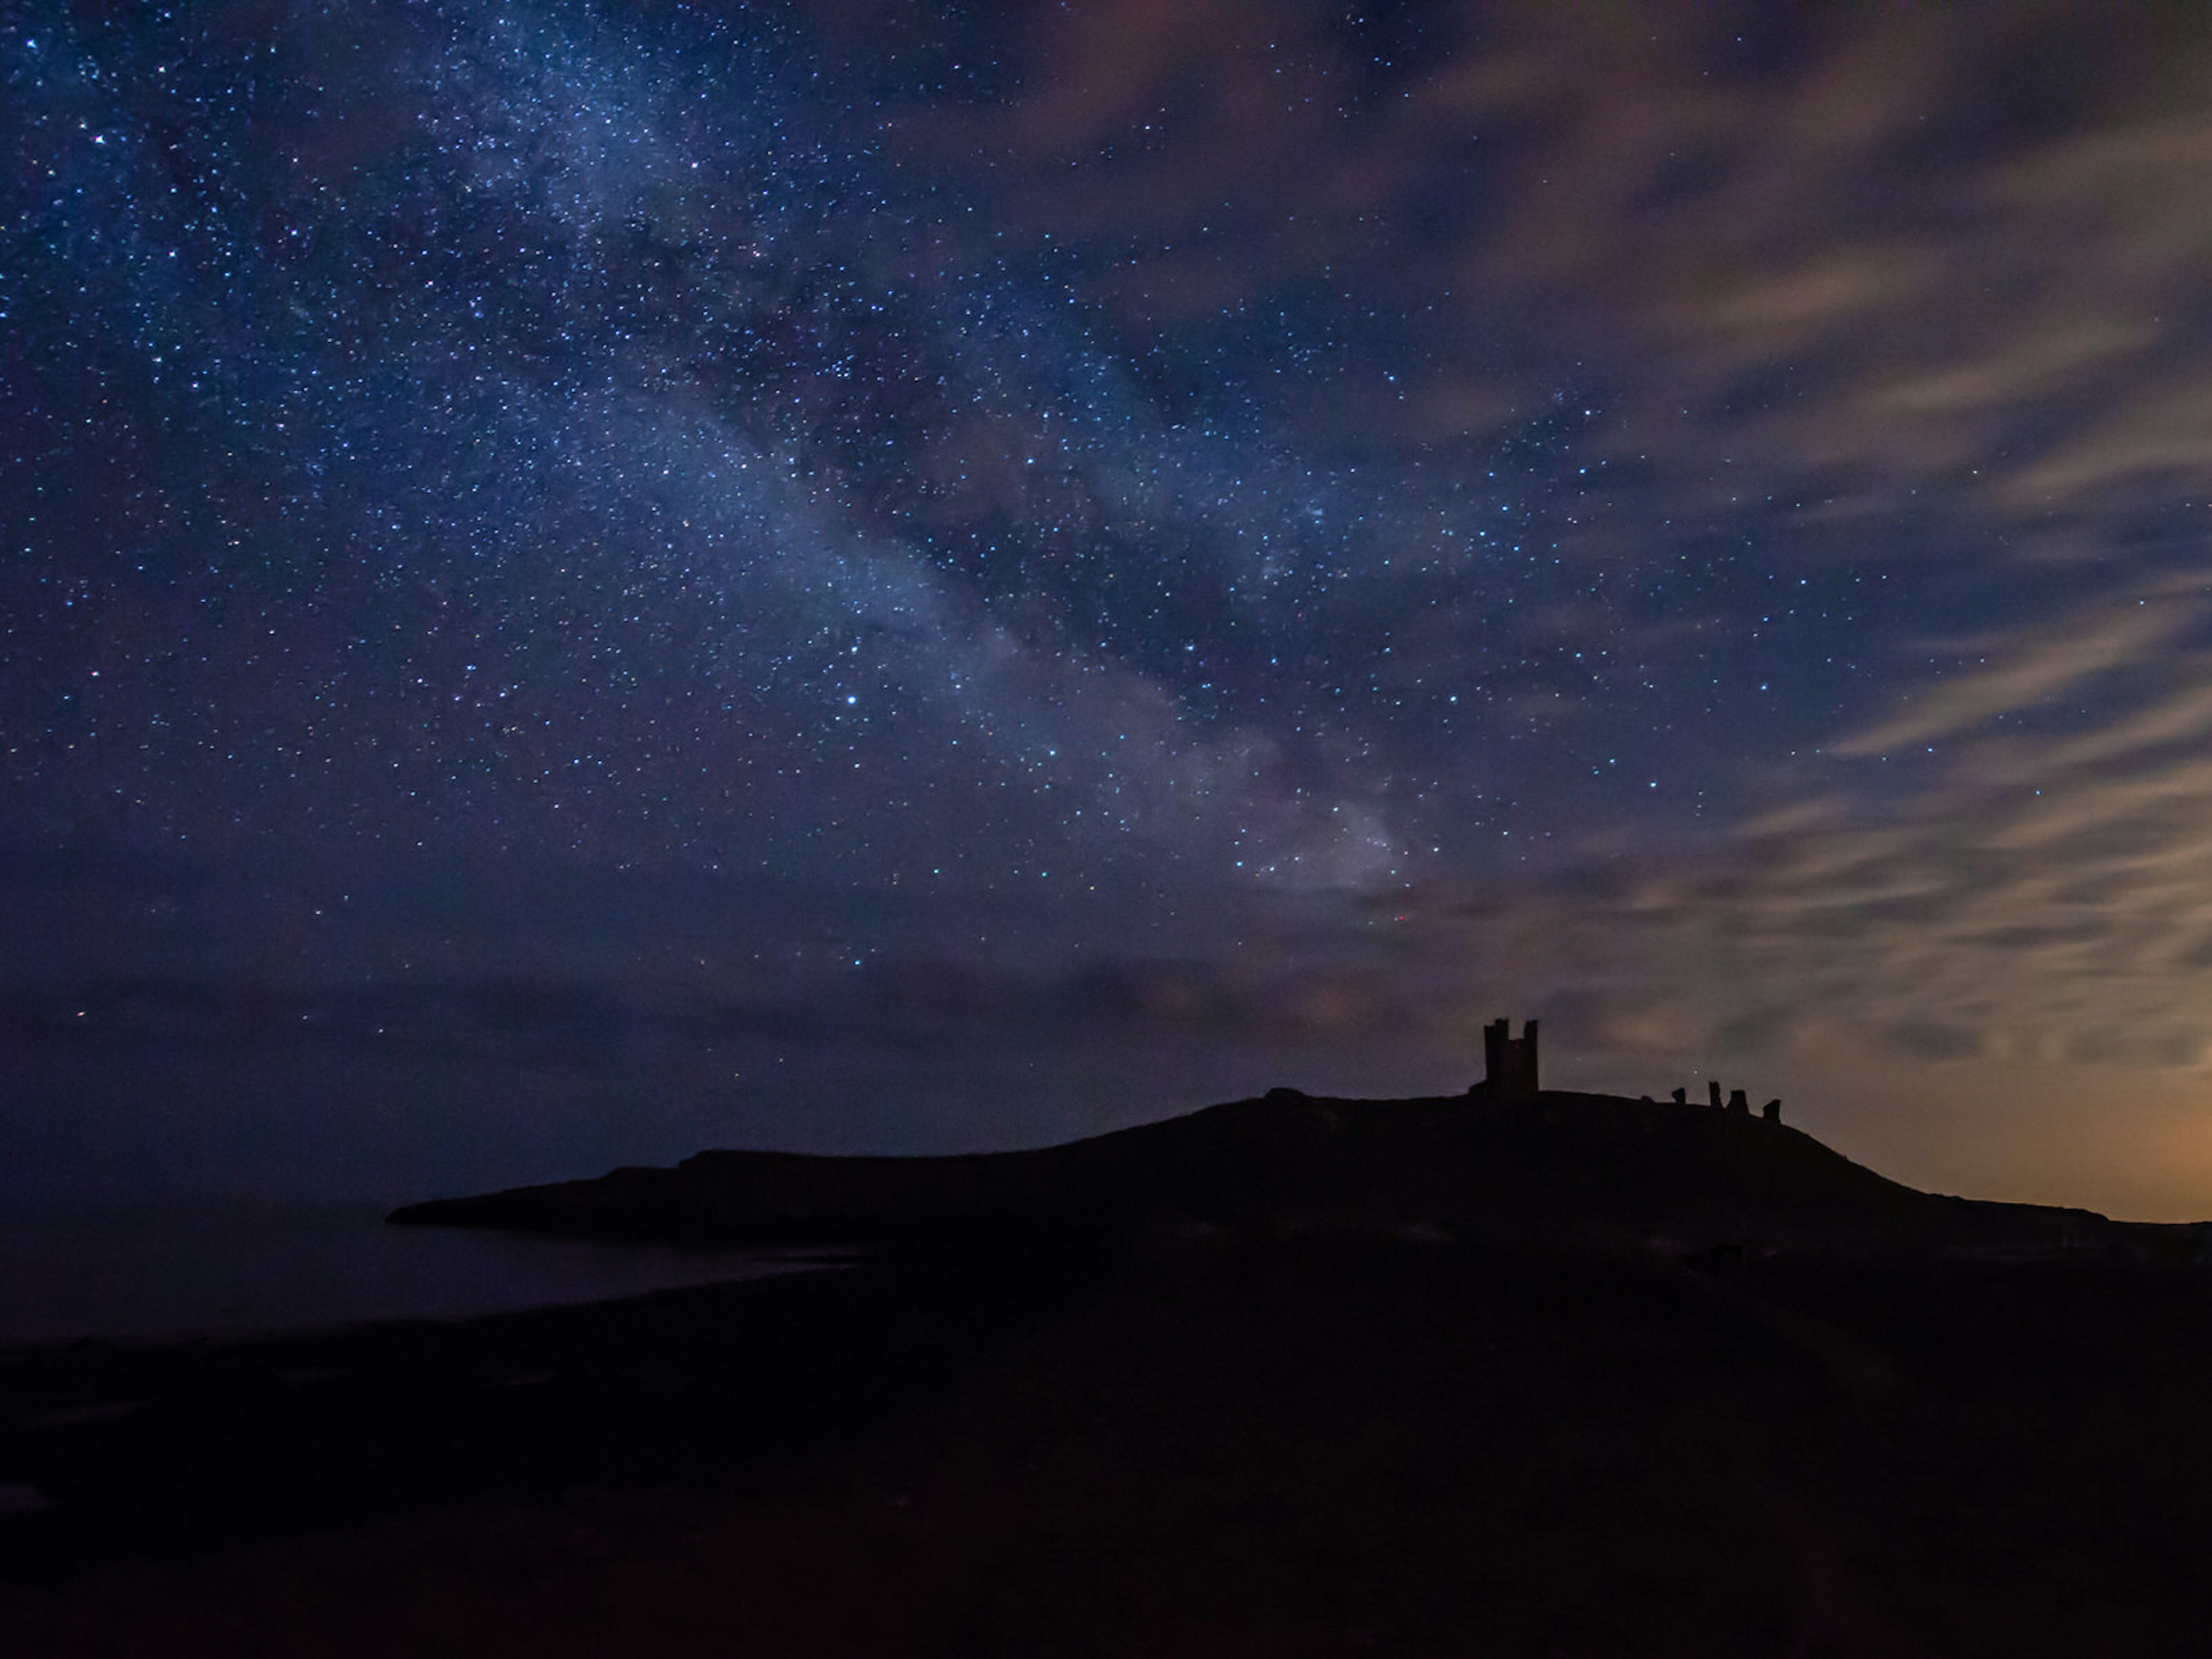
[14,1085,2212,1653]
[389,1087,2174,1261]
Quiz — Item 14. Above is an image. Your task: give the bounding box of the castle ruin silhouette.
[1463,1017,1783,1124]
[1476,1017,1540,1102]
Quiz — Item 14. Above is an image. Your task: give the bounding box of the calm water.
[0,1202,826,1347]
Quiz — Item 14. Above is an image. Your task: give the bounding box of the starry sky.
[10,2,2212,1218]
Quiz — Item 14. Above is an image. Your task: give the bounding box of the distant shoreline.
[0,1203,840,1351]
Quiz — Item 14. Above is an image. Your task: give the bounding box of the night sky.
[9,3,2212,1218]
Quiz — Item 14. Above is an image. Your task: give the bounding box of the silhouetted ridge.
[389,1089,2153,1259]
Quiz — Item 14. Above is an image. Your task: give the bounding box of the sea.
[0,1201,821,1347]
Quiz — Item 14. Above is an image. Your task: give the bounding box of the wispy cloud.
[1832,599,2198,755]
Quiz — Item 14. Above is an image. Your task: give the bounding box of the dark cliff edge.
[389,1088,2194,1261]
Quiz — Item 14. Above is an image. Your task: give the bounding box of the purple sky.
[7,3,2212,1218]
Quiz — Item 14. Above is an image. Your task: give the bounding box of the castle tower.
[1479,1017,1540,1103]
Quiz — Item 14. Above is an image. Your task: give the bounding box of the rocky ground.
[6,1225,2212,1656]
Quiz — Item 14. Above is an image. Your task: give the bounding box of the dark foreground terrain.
[7,1091,2212,1656]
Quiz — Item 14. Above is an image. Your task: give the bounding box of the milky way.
[2,2,1826,880]
[9,4,2212,1216]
